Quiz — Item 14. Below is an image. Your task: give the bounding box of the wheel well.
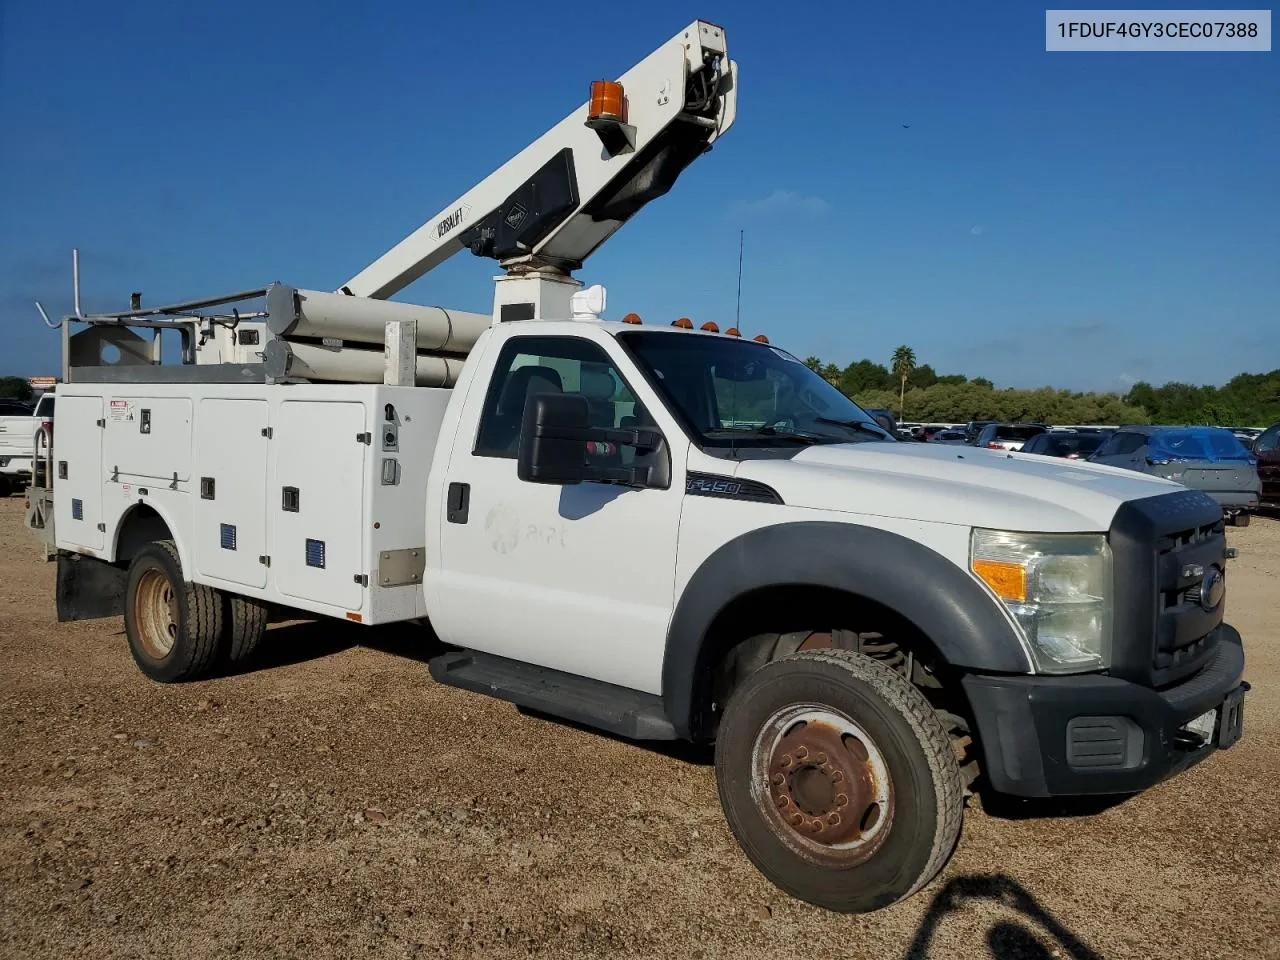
[693,585,962,740]
[114,504,173,566]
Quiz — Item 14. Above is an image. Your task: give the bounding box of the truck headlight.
[969,529,1112,674]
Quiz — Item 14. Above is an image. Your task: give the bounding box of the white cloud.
[970,225,984,235]
[729,189,830,220]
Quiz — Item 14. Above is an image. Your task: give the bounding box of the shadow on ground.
[222,617,446,676]
[906,874,1104,960]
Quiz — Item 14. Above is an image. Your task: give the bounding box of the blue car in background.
[1090,425,1262,525]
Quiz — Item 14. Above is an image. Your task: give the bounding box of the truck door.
[431,334,685,695]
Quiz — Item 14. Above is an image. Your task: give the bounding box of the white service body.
[53,382,449,625]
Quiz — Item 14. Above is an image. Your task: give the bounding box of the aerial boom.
[341,20,736,300]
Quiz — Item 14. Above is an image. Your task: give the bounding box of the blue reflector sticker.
[305,538,326,568]
[71,498,83,520]
[220,523,237,550]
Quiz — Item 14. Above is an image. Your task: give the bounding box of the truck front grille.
[1109,490,1226,688]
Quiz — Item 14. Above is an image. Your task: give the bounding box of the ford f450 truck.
[26,20,1247,914]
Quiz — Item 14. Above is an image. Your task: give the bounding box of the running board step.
[428,650,677,741]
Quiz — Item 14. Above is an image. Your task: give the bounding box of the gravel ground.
[1,496,1277,960]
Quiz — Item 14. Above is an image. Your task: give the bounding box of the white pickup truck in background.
[0,392,54,496]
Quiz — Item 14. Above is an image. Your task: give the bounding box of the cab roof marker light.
[672,318,693,329]
[701,321,719,333]
[621,312,642,325]
[724,327,741,337]
[753,334,769,343]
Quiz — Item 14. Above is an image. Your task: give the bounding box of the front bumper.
[0,456,33,477]
[964,626,1246,798]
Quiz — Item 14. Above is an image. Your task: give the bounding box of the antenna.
[72,248,82,318]
[735,229,744,329]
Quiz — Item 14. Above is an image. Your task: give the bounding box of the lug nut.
[835,793,848,807]
[795,746,809,760]
[772,773,785,786]
[816,752,827,764]
[810,819,824,833]
[828,813,841,826]
[780,754,793,768]
[776,795,789,808]
[791,813,804,827]
[832,770,844,782]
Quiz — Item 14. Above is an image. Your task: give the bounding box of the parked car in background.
[974,422,1048,452]
[1252,421,1280,508]
[1090,425,1260,525]
[1231,426,1262,446]
[930,428,969,444]
[1021,430,1108,460]
[963,419,998,445]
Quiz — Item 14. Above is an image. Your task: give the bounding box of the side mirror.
[517,393,669,488]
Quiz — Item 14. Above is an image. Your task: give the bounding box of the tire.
[0,477,10,498]
[123,540,223,682]
[225,594,270,663]
[714,649,964,913]
[1231,511,1251,527]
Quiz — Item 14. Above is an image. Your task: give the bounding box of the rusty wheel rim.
[134,568,178,660]
[750,704,894,867]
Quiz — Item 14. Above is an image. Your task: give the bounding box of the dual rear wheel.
[124,540,269,682]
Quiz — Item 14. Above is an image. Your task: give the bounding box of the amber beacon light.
[588,80,627,123]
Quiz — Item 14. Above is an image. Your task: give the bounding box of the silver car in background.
[1089,425,1261,525]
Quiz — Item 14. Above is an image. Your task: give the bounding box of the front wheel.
[714,649,964,913]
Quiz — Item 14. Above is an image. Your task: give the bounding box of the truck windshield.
[618,331,893,448]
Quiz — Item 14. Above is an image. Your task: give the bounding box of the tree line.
[804,350,1280,427]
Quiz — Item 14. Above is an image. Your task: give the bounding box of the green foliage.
[848,382,1148,425]
[1124,371,1280,426]
[801,342,1278,427]
[0,377,33,401]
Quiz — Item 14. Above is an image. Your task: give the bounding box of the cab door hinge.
[259,555,271,567]
[261,426,273,438]
[96,418,106,428]
[353,574,369,587]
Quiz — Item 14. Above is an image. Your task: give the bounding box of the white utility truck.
[27,20,1248,914]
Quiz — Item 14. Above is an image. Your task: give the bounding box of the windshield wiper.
[813,417,892,439]
[704,427,828,445]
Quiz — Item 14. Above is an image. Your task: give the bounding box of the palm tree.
[891,345,916,420]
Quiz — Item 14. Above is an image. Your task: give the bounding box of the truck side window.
[1256,426,1279,453]
[473,336,651,459]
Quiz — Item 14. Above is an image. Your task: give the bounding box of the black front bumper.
[963,626,1247,798]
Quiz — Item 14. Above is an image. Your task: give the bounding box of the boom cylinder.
[265,285,489,355]
[263,339,463,387]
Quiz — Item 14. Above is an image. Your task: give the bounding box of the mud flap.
[56,552,127,622]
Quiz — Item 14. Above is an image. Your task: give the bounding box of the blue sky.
[2,1,1276,392]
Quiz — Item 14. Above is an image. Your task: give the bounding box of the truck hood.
[733,441,1181,531]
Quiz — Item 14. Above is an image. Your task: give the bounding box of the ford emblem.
[1199,566,1225,611]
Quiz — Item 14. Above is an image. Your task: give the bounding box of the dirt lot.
[1,497,1277,960]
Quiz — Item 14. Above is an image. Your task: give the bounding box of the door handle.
[447,482,470,524]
